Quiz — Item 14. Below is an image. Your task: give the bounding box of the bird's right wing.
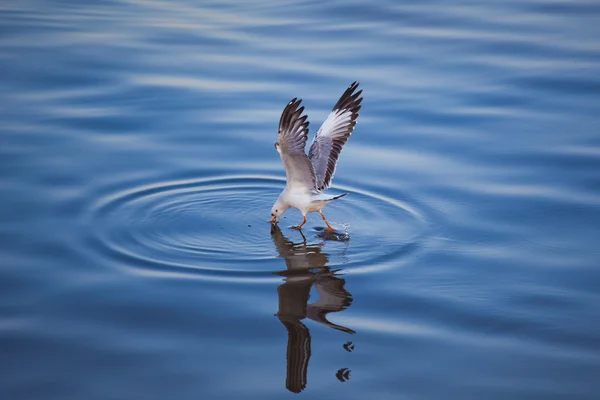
[276,98,317,191]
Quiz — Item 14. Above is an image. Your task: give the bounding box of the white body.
[276,184,340,217]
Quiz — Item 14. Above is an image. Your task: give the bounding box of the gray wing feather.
[308,82,362,190]
[277,98,317,190]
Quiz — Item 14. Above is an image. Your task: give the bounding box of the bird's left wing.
[308,82,362,191]
[276,98,317,191]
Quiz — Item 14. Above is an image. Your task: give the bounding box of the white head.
[270,197,288,224]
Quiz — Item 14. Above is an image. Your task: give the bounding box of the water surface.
[1,0,600,398]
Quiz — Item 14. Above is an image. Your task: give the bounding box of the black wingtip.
[279,97,305,132]
[333,82,363,113]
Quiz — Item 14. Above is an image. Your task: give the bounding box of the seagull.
[270,82,363,232]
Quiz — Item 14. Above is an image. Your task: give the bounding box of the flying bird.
[270,82,363,232]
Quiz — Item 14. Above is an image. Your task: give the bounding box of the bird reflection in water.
[271,225,355,393]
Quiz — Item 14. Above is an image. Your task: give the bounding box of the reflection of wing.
[308,82,362,190]
[307,274,355,334]
[277,98,317,191]
[271,225,328,271]
[279,319,311,394]
[276,275,312,321]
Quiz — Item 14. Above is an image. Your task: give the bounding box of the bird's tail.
[311,192,348,203]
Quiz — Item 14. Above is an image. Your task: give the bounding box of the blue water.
[1,0,600,398]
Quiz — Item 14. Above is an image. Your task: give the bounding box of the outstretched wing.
[308,82,362,191]
[276,98,317,191]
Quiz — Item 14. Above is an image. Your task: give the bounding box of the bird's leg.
[292,215,307,230]
[320,212,334,233]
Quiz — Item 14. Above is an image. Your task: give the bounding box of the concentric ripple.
[84,175,431,282]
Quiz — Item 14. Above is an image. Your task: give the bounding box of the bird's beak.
[270,216,277,224]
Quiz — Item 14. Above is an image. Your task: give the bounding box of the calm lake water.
[1,1,600,398]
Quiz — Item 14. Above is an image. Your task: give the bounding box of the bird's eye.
[276,209,278,212]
